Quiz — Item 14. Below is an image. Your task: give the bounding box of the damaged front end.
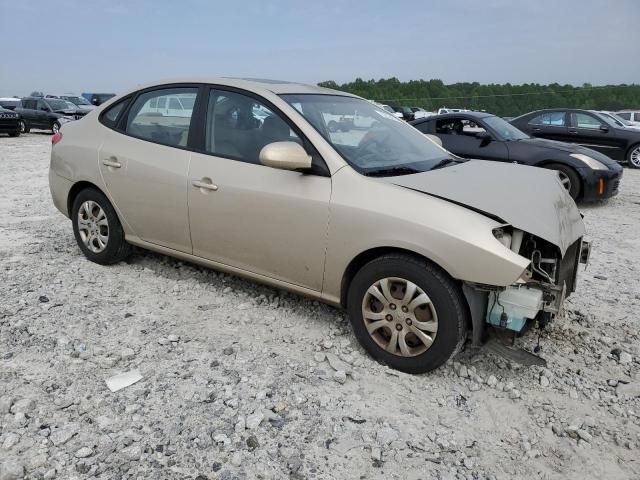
[465,227,591,344]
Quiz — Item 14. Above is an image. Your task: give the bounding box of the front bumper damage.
[464,235,591,345]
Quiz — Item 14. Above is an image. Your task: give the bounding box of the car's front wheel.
[52,121,61,134]
[627,144,640,169]
[71,188,131,265]
[18,120,29,133]
[347,254,467,374]
[545,163,581,200]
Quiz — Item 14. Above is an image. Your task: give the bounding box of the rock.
[121,444,142,461]
[167,334,180,342]
[458,365,469,378]
[0,396,13,414]
[487,375,498,387]
[577,429,593,442]
[569,388,578,400]
[39,295,49,303]
[1,432,20,450]
[75,446,93,458]
[463,457,474,469]
[235,416,246,432]
[246,411,265,429]
[619,352,633,364]
[540,375,550,387]
[213,434,230,446]
[333,370,347,384]
[50,427,77,446]
[325,353,351,374]
[246,435,260,450]
[371,447,382,461]
[509,389,521,400]
[313,352,326,363]
[376,426,399,445]
[121,347,135,360]
[616,382,640,398]
[469,382,481,391]
[223,347,234,355]
[0,459,24,480]
[10,397,35,414]
[157,337,169,345]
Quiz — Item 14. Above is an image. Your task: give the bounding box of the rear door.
[98,85,200,253]
[432,116,508,161]
[187,87,331,291]
[567,111,624,158]
[525,111,570,141]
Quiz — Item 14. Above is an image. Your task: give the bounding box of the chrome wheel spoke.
[379,278,395,303]
[408,292,431,312]
[401,281,417,304]
[385,329,399,353]
[363,309,388,321]
[366,319,388,334]
[409,325,434,349]
[413,319,438,333]
[367,284,386,305]
[398,331,412,356]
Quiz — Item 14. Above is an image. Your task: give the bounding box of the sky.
[1,0,639,96]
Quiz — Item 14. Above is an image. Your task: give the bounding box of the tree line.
[317,78,640,117]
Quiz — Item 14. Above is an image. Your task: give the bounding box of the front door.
[188,88,331,291]
[98,86,199,253]
[568,111,624,159]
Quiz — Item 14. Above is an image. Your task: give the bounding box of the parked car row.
[0,92,116,136]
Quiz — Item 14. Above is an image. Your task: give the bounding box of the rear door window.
[125,87,198,148]
[572,113,602,129]
[528,112,566,126]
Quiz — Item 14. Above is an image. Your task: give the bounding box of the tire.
[71,188,131,265]
[327,120,339,133]
[9,130,20,137]
[52,121,61,134]
[19,120,29,133]
[627,144,640,169]
[347,253,468,374]
[545,163,581,200]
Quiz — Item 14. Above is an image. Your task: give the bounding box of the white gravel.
[1,134,639,479]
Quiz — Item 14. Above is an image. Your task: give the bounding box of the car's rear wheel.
[71,188,131,265]
[52,121,61,134]
[19,120,29,133]
[545,163,581,200]
[627,144,640,169]
[347,254,467,374]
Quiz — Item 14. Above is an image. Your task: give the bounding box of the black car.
[15,97,86,134]
[391,106,415,121]
[81,92,115,106]
[411,112,623,201]
[0,107,21,137]
[510,109,640,169]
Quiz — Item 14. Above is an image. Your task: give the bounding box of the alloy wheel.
[557,171,572,191]
[52,122,60,134]
[361,277,438,357]
[77,200,109,253]
[18,120,26,133]
[630,146,640,168]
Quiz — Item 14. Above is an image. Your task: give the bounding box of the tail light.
[52,132,63,146]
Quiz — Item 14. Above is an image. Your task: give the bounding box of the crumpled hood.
[384,160,586,255]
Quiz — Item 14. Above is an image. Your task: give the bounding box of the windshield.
[0,100,18,108]
[64,96,90,105]
[483,115,528,141]
[47,99,75,111]
[606,112,631,126]
[595,112,623,128]
[280,94,450,174]
[600,112,625,127]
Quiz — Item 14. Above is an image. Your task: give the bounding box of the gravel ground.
[1,133,639,480]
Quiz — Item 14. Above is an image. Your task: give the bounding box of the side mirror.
[475,131,492,141]
[259,141,312,171]
[600,124,609,132]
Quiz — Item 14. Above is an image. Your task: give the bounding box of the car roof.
[116,77,358,99]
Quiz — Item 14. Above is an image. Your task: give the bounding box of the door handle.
[192,179,218,191]
[568,129,578,134]
[102,158,121,168]
[532,127,541,132]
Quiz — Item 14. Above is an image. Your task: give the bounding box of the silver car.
[49,78,590,373]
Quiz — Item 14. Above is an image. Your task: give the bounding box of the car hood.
[383,160,586,255]
[516,137,619,166]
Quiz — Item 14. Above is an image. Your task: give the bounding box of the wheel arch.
[339,246,460,309]
[67,180,105,217]
[535,160,583,199]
